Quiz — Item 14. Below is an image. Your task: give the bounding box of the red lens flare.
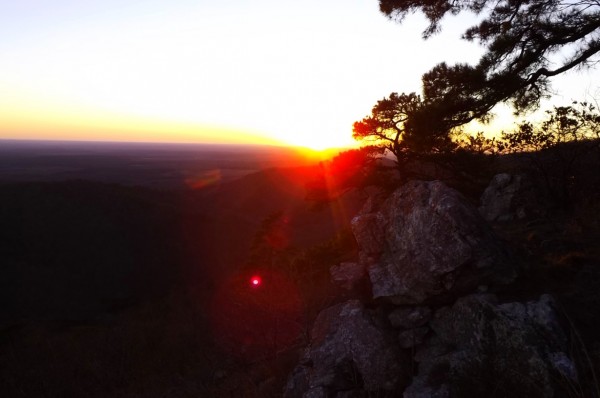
[250,276,262,287]
[210,270,304,359]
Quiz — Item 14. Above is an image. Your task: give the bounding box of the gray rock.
[405,384,450,398]
[352,212,386,267]
[398,327,429,349]
[405,294,577,397]
[303,386,328,398]
[284,364,311,398]
[351,180,516,304]
[548,352,579,383]
[284,300,410,397]
[479,173,541,222]
[330,262,366,290]
[334,390,369,398]
[388,306,431,329]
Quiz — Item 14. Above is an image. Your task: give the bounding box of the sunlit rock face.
[405,294,577,397]
[284,300,410,397]
[351,180,517,304]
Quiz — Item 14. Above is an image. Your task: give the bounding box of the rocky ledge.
[285,179,577,398]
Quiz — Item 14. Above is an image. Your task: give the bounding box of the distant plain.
[0,139,326,188]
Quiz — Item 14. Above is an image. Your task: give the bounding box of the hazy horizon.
[0,136,346,189]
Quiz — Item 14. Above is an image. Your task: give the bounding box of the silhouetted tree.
[377,0,600,132]
[353,92,455,168]
[501,101,600,207]
[352,91,500,186]
[353,0,600,182]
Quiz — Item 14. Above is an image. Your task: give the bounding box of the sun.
[296,141,335,151]
[278,130,357,151]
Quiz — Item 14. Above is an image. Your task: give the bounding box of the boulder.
[388,306,431,329]
[284,362,311,398]
[479,173,540,222]
[351,180,516,304]
[398,327,429,349]
[405,294,577,397]
[330,262,366,291]
[351,212,386,267]
[284,300,410,397]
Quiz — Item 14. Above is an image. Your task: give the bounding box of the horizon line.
[0,137,355,152]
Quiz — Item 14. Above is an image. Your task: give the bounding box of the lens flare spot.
[250,276,262,287]
[184,169,222,189]
[210,270,304,359]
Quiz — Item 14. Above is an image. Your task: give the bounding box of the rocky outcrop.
[330,262,366,291]
[405,294,577,397]
[285,179,577,398]
[284,300,410,397]
[388,306,431,329]
[479,173,541,222]
[388,306,433,349]
[351,180,517,304]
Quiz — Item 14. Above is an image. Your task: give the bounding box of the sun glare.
[278,130,357,151]
[296,141,338,151]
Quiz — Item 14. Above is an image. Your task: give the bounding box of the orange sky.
[1,0,598,149]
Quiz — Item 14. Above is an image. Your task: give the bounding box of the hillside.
[1,141,600,397]
[0,145,365,396]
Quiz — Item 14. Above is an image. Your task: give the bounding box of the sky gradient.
[1,0,599,149]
